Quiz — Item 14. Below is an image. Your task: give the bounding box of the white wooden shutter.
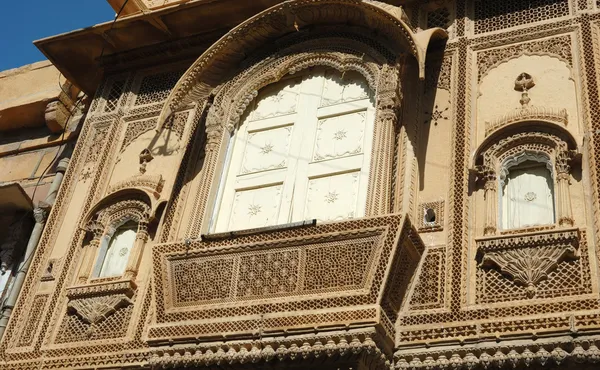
[501,162,555,229]
[98,225,137,277]
[212,70,375,232]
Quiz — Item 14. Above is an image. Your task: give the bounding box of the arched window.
[211,69,376,232]
[500,153,555,230]
[94,221,137,278]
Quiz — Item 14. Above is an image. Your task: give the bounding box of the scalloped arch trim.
[156,0,446,128]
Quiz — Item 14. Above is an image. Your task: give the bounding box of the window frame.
[208,70,378,233]
[183,46,404,237]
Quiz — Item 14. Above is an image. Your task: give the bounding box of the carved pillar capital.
[205,104,225,151]
[85,220,104,240]
[136,222,150,242]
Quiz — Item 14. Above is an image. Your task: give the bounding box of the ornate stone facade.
[4,0,600,369]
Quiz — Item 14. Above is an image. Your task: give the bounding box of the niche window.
[210,70,375,232]
[94,221,137,278]
[500,155,555,230]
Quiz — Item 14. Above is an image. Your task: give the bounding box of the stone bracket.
[476,228,580,297]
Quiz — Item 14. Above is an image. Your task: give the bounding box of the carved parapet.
[394,339,600,369]
[484,106,568,137]
[149,329,389,369]
[476,228,579,297]
[150,214,423,344]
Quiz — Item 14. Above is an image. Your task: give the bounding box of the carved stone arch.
[474,123,577,168]
[156,0,447,128]
[96,199,151,233]
[214,39,387,135]
[83,190,152,233]
[181,29,421,236]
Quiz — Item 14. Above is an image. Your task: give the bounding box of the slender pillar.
[477,165,498,236]
[77,222,103,284]
[556,151,574,227]
[0,158,69,339]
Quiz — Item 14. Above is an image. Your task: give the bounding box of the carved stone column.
[186,104,226,237]
[556,150,574,227]
[476,165,498,236]
[123,221,149,280]
[367,64,401,216]
[77,221,103,284]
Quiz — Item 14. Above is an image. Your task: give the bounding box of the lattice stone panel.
[427,6,452,30]
[133,70,183,107]
[167,233,381,307]
[474,0,570,34]
[408,247,445,310]
[476,247,591,303]
[151,215,424,341]
[476,229,590,304]
[120,118,158,152]
[54,293,136,344]
[103,79,127,113]
[15,294,47,347]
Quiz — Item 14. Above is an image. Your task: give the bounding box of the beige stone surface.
[5,0,600,369]
[0,61,63,131]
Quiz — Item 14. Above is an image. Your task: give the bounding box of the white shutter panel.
[212,70,375,232]
[297,71,375,223]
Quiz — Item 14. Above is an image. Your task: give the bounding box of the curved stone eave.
[413,27,448,79]
[156,0,448,129]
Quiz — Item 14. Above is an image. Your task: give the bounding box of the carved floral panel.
[228,185,284,230]
[240,125,293,174]
[305,171,361,222]
[313,111,366,161]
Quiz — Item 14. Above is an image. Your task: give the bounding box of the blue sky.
[0,1,115,71]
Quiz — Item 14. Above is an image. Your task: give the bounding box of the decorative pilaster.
[78,221,103,284]
[476,165,498,235]
[556,149,574,227]
[367,64,401,216]
[186,103,225,237]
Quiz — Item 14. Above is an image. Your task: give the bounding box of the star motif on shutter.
[333,130,347,140]
[248,204,262,216]
[324,191,339,203]
[524,192,537,202]
[260,143,274,154]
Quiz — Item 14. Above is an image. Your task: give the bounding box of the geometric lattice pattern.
[103,79,126,113]
[476,239,591,303]
[408,247,445,309]
[474,0,570,34]
[16,295,47,347]
[133,70,183,106]
[167,233,381,307]
[54,294,135,344]
[6,1,600,369]
[427,6,452,30]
